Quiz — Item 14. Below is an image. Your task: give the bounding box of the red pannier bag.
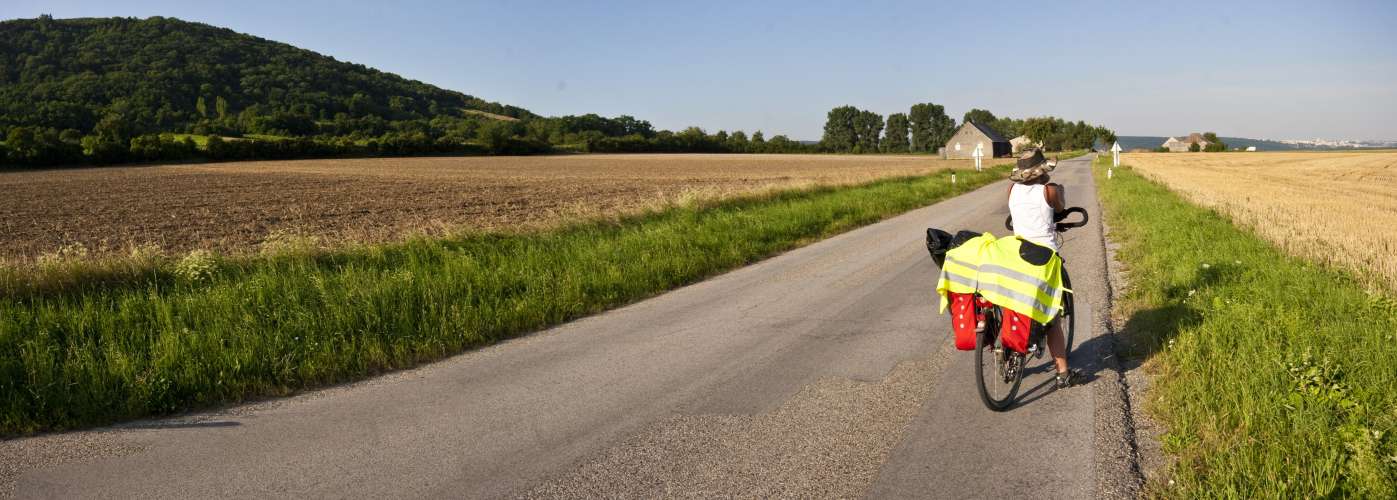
[948,292,989,350]
[998,307,1035,354]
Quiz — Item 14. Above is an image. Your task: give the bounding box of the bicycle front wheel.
[975,310,1022,412]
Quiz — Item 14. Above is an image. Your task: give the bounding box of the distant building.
[1009,135,1041,154]
[1245,146,1257,152]
[945,120,1011,159]
[1161,133,1211,152]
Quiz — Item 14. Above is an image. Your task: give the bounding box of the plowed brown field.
[1,154,969,262]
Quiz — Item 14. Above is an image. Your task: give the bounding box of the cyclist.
[1007,149,1083,388]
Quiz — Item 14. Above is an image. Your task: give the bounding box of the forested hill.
[0,16,531,137]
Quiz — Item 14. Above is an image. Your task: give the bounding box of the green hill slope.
[0,16,817,166]
[0,16,530,136]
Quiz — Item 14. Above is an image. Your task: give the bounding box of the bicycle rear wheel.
[1061,290,1072,353]
[975,309,1022,411]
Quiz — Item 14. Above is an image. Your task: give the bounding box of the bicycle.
[925,207,1088,411]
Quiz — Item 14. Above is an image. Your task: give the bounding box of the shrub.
[173,249,218,283]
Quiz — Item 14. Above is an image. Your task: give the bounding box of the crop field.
[1121,150,1397,292]
[1098,157,1397,496]
[0,154,964,263]
[0,163,1009,434]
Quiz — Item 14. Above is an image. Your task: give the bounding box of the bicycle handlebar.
[1004,207,1089,232]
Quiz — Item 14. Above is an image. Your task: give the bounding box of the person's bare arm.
[1044,183,1066,213]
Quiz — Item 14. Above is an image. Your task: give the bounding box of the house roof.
[965,119,1008,143]
[1163,134,1212,146]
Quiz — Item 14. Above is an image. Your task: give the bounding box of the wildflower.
[1201,263,1211,269]
[1187,289,1196,297]
[174,249,217,283]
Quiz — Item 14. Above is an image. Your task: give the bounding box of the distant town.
[1275,138,1397,148]
[1117,135,1397,152]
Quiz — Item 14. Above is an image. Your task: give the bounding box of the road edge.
[1089,157,1147,499]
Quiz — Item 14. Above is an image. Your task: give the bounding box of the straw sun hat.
[1009,149,1057,183]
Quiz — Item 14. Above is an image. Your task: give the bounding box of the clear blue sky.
[6,0,1396,140]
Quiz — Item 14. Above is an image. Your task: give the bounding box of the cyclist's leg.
[1048,258,1082,386]
[1046,319,1083,387]
[1046,320,1068,373]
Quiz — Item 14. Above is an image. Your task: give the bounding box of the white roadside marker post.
[1110,141,1122,179]
[951,172,956,185]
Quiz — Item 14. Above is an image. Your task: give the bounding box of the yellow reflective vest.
[936,233,1070,325]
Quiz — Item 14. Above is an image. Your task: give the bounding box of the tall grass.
[1096,157,1397,497]
[0,165,1007,435]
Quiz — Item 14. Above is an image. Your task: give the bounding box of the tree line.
[0,16,821,167]
[0,16,1116,167]
[820,104,1116,154]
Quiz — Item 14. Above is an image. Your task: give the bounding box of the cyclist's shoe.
[1054,369,1084,389]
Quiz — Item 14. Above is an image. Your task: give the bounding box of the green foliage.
[476,120,519,154]
[0,16,529,137]
[727,130,750,152]
[1096,157,1397,497]
[1203,132,1228,152]
[1189,142,1201,152]
[128,134,198,162]
[909,102,955,153]
[1097,127,1118,147]
[0,165,1010,434]
[962,108,997,127]
[854,110,883,153]
[1016,115,1114,151]
[0,16,824,166]
[3,126,82,165]
[821,105,859,152]
[883,113,910,153]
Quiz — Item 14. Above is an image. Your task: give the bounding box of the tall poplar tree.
[854,110,883,153]
[883,113,909,153]
[821,105,859,152]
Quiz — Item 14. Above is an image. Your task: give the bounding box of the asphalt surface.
[5,154,1137,499]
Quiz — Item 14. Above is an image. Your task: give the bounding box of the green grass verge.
[0,165,1008,436]
[1095,157,1397,497]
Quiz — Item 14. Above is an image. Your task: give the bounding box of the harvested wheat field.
[1122,150,1397,291]
[0,154,969,262]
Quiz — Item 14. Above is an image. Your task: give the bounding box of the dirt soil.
[1,154,969,262]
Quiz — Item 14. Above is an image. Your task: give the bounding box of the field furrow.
[0,154,966,262]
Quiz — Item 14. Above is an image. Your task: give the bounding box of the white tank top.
[1009,183,1060,251]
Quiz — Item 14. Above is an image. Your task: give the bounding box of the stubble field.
[1121,150,1397,292]
[0,154,964,263]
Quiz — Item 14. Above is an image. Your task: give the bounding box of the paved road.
[5,154,1135,499]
